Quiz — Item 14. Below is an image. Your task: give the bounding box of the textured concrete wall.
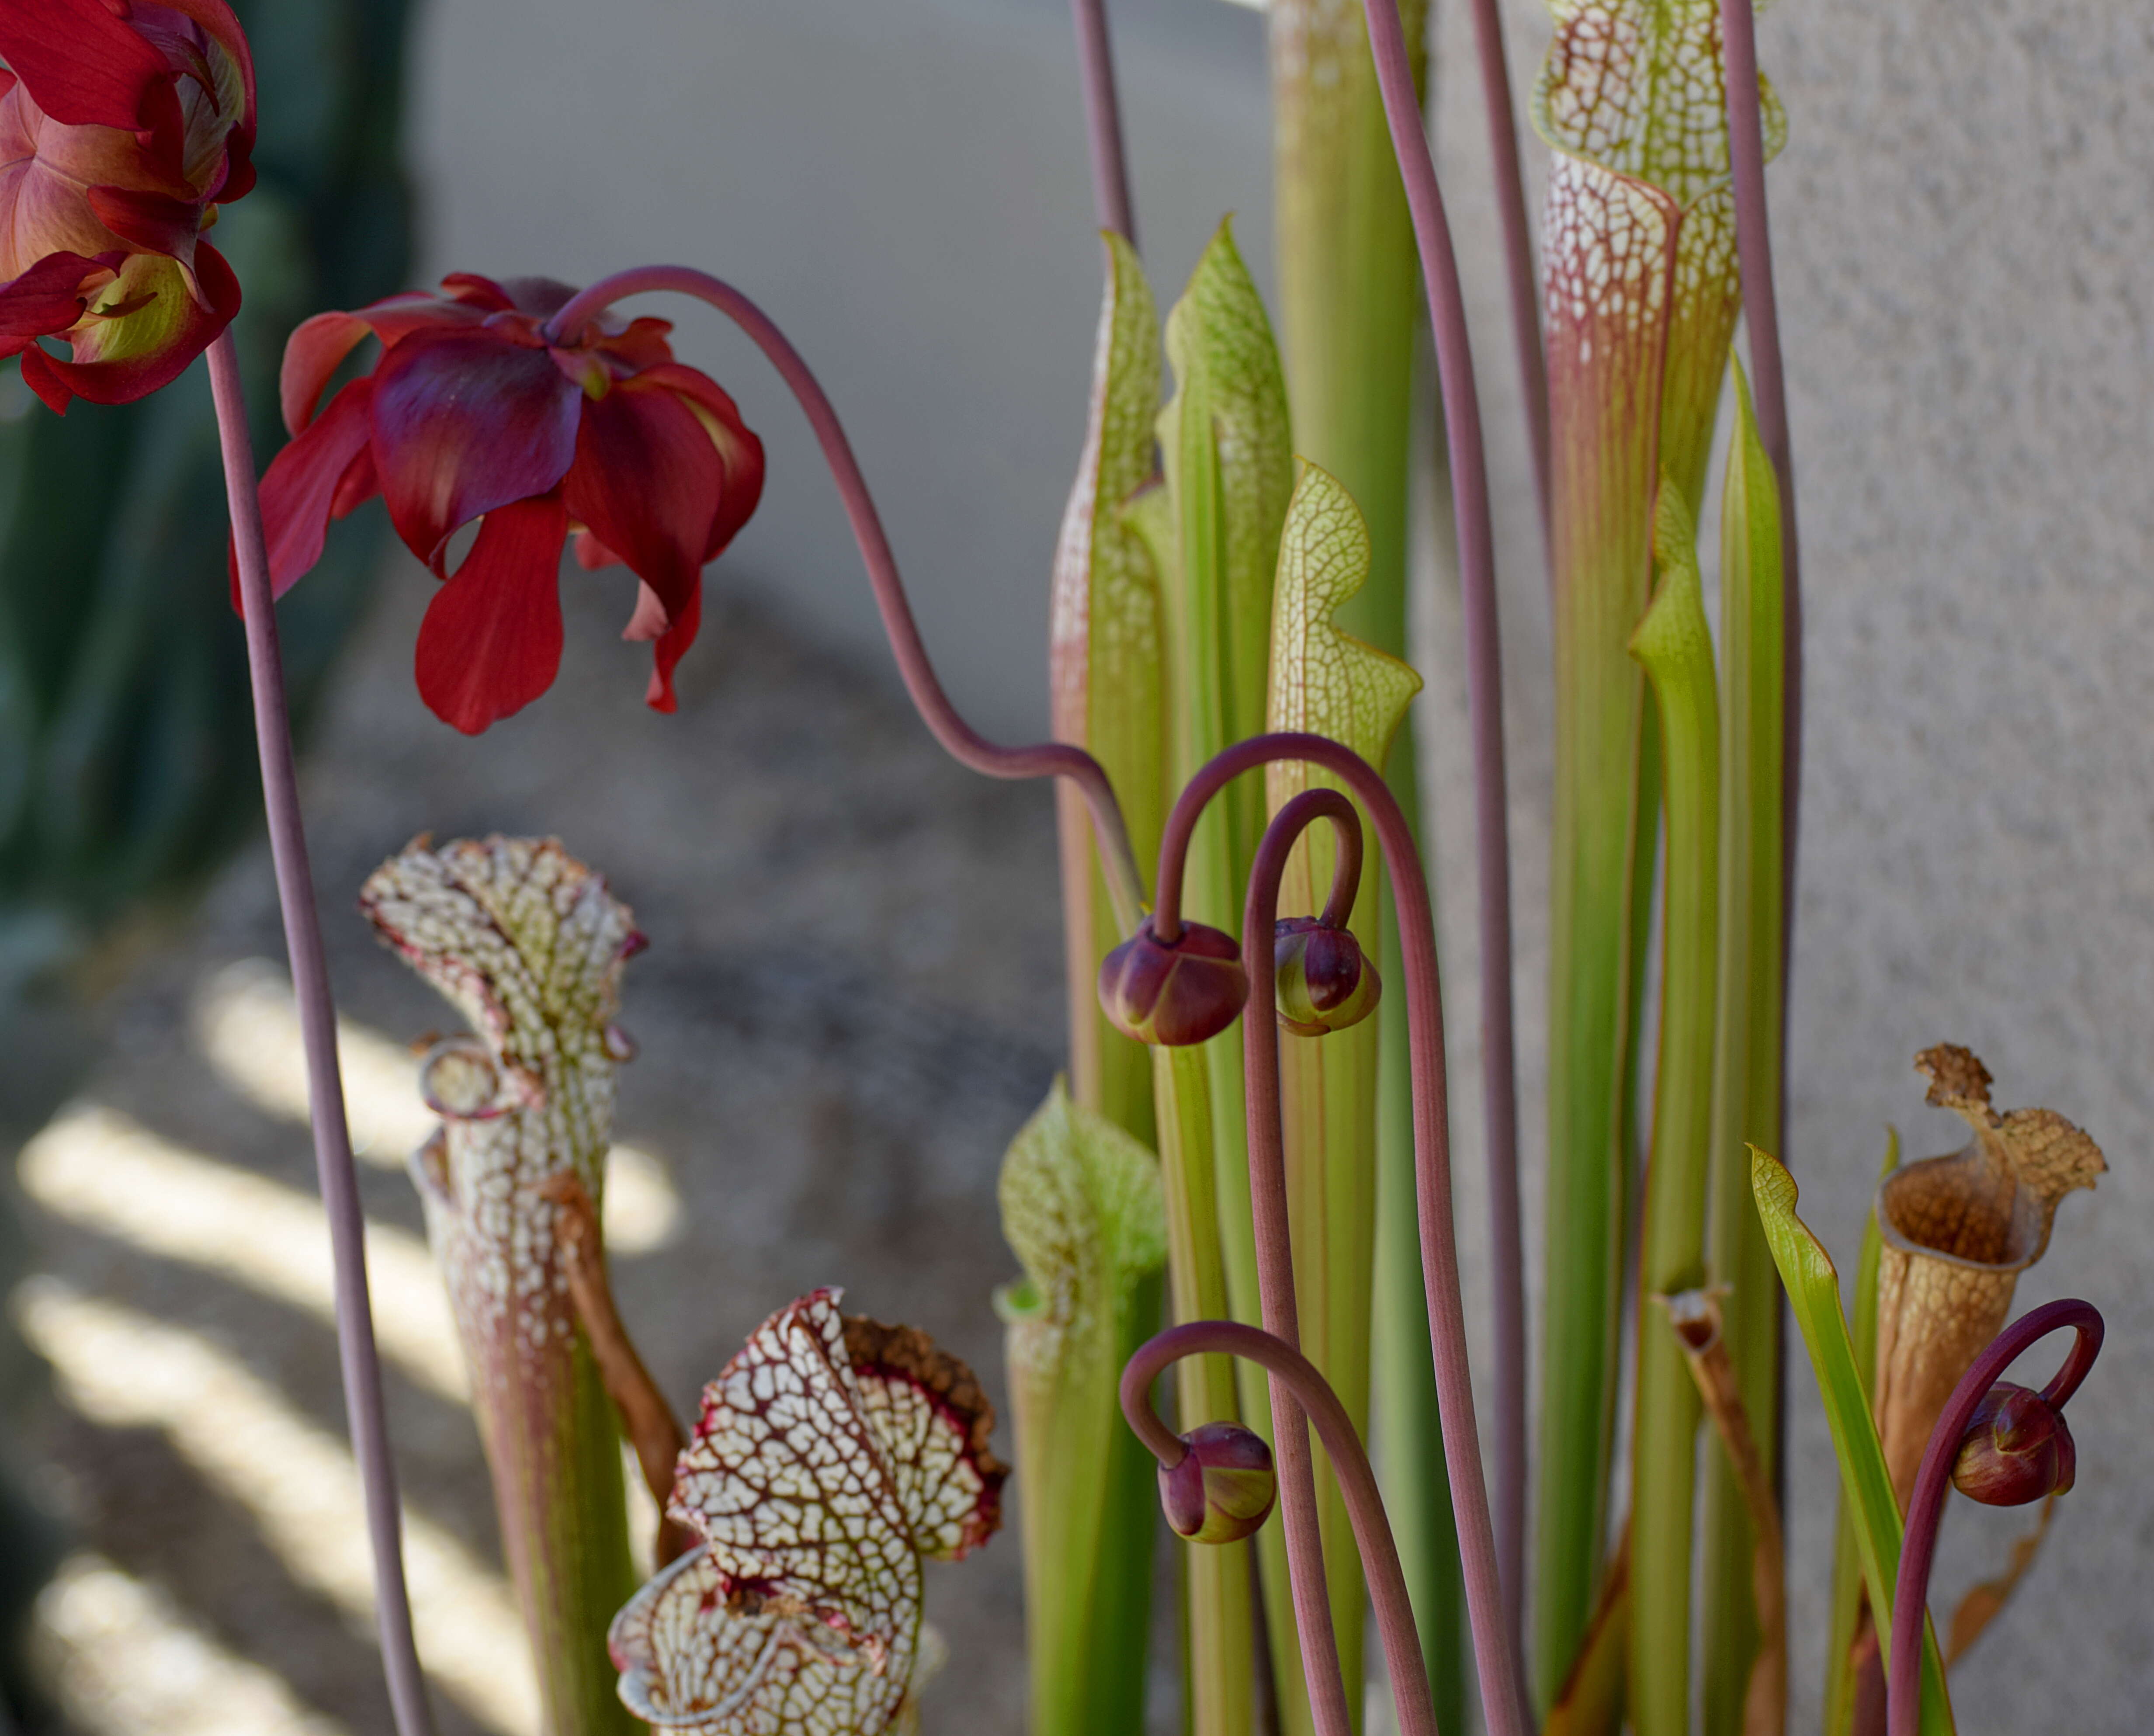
[415,1,2154,1726]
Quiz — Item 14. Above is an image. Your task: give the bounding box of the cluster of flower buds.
[1953,1381,2077,1507]
[1159,1420,1277,1544]
[1097,912,1383,1047]
[1272,916,1380,1037]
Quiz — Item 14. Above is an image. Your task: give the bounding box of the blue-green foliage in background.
[0,0,415,986]
[0,2,416,1722]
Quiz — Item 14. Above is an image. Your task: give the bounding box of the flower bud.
[1098,921,1248,1047]
[1159,1421,1277,1544]
[1273,917,1381,1037]
[1952,1382,2077,1507]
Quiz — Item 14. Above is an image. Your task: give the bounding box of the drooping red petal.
[230,377,377,611]
[561,375,722,627]
[572,528,622,571]
[279,288,493,434]
[0,249,114,340]
[83,183,202,264]
[638,363,766,557]
[32,239,239,407]
[16,342,70,413]
[414,493,570,734]
[589,315,675,376]
[137,0,256,197]
[332,441,378,519]
[643,576,702,713]
[437,272,519,312]
[0,0,177,133]
[371,325,581,571]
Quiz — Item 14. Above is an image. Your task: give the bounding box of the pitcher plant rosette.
[10,2,2123,1736]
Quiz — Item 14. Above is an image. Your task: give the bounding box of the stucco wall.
[414,1,2154,1726]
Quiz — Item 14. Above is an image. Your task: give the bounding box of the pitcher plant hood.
[248,271,765,733]
[0,0,255,410]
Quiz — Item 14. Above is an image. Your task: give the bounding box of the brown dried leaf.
[1874,1047,2105,1504]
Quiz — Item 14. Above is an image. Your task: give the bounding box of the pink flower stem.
[1717,0,1803,1017]
[1887,1299,2103,1736]
[1153,731,1530,1736]
[1067,0,1136,243]
[1360,0,1529,1654]
[208,330,438,1736]
[1238,787,1435,1736]
[1121,1318,1436,1736]
[1458,0,1550,540]
[542,268,1147,932]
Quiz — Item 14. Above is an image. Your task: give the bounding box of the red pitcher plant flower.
[252,271,765,733]
[0,0,254,410]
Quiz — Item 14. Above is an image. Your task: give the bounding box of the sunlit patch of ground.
[8,587,1067,1733]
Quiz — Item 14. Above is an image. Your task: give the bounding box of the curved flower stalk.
[253,271,766,732]
[1065,0,1133,242]
[359,835,649,1736]
[1141,728,1531,1736]
[0,0,255,410]
[1358,2,1530,1666]
[1263,461,1422,1706]
[1524,0,1785,1698]
[1267,10,1467,1707]
[609,1288,1006,1735]
[530,264,1146,931]
[1886,1300,2103,1736]
[994,1080,1169,1736]
[1873,1047,2105,1507]
[1120,1318,1436,1736]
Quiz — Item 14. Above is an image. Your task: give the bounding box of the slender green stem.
[1155,1045,1259,1736]
[1700,363,1787,1733]
[1824,1132,1896,1736]
[1626,486,1720,1736]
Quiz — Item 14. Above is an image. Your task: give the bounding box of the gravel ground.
[13,552,1085,1736]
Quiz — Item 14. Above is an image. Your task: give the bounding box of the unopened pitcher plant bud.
[1098,919,1248,1047]
[1953,1383,2077,1508]
[1272,916,1379,1037]
[1160,1420,1278,1545]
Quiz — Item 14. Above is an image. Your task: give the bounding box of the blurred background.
[2,0,2151,1731]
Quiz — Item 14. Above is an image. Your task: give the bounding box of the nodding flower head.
[1273,916,1380,1037]
[0,0,256,412]
[1098,920,1248,1048]
[1159,1420,1276,1544]
[1953,1382,2077,1507]
[247,272,765,734]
